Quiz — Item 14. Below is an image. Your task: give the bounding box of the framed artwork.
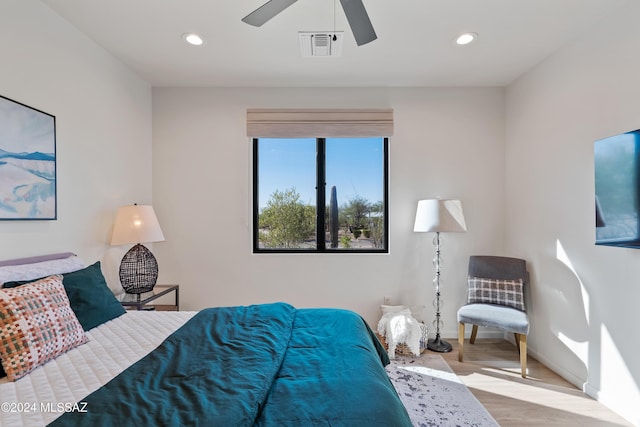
[0,95,56,220]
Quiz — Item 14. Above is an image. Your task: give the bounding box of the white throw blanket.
[377,307,422,357]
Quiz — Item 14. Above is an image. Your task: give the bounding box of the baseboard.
[583,382,639,427]
[441,329,505,340]
[443,330,585,386]
[528,347,637,426]
[443,331,636,425]
[526,346,586,389]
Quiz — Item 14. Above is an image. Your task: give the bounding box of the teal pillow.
[59,262,126,331]
[3,262,125,331]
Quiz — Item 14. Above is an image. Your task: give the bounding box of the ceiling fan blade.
[242,0,299,27]
[339,0,377,46]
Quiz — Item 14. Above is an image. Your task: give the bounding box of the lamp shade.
[110,205,165,246]
[413,199,466,233]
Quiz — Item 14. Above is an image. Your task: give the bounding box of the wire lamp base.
[119,243,159,294]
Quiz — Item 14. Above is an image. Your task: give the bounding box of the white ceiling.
[41,0,627,87]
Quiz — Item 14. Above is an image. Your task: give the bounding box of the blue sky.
[257,137,384,209]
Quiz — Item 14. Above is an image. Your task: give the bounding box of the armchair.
[457,256,530,378]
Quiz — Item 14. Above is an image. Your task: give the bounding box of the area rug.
[386,354,499,427]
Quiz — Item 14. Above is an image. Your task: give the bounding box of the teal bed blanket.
[49,303,411,426]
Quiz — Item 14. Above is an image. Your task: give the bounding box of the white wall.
[505,2,640,424]
[0,1,153,289]
[3,1,637,424]
[152,86,505,333]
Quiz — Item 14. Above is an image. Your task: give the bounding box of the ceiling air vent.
[299,32,343,57]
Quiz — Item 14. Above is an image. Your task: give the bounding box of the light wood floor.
[439,338,633,426]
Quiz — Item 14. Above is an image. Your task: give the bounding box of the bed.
[0,253,411,426]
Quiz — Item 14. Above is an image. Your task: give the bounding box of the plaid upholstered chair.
[457,256,530,378]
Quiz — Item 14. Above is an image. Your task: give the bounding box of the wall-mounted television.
[594,129,640,247]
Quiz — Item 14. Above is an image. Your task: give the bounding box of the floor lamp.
[413,199,466,353]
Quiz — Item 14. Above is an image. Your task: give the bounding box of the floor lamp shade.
[110,205,165,294]
[413,199,466,233]
[414,198,466,353]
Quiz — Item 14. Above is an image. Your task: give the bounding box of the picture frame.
[0,95,56,220]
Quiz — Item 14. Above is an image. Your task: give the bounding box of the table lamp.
[110,204,165,294]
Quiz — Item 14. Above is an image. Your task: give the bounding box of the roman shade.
[246,109,394,138]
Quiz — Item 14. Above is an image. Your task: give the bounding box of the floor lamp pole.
[428,231,452,352]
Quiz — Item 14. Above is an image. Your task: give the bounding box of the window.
[253,137,388,253]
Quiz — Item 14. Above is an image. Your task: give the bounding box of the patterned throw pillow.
[3,262,126,331]
[0,275,88,381]
[467,276,526,312]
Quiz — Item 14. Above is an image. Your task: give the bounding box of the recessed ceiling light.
[456,32,477,45]
[182,33,204,46]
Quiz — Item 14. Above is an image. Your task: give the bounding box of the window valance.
[246,109,394,138]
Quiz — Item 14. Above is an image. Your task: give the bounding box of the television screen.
[594,129,640,247]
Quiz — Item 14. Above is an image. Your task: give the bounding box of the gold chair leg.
[458,322,465,362]
[470,324,478,344]
[519,334,527,378]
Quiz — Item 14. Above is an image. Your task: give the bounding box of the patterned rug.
[386,354,499,427]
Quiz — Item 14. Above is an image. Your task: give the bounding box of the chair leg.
[518,334,527,378]
[470,325,478,344]
[458,322,465,362]
[514,333,520,353]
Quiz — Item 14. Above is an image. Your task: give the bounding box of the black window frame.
[252,137,389,253]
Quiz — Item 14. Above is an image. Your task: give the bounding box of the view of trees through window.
[253,137,388,252]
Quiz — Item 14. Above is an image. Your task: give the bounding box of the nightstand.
[116,284,179,311]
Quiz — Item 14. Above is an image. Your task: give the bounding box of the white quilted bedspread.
[0,311,196,427]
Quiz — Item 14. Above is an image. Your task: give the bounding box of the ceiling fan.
[242,0,377,46]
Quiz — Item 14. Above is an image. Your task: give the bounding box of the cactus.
[330,185,339,248]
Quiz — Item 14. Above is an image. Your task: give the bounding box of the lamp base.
[427,335,452,353]
[119,243,158,294]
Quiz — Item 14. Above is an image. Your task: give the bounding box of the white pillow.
[0,256,85,285]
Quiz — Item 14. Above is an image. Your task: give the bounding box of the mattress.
[0,310,196,426]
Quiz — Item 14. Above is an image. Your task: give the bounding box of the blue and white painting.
[0,95,56,220]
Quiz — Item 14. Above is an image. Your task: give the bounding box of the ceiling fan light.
[183,33,204,46]
[456,32,477,45]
